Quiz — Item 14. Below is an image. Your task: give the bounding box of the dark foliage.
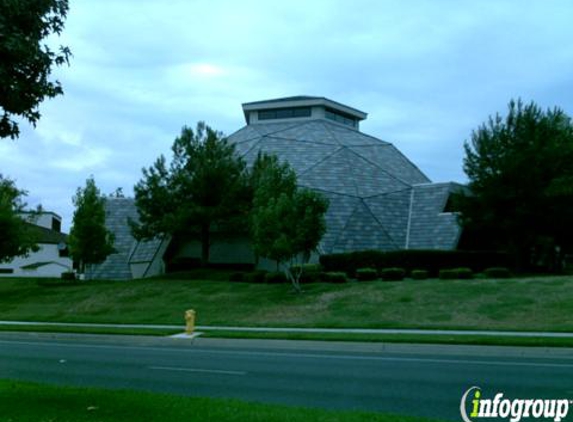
[0,0,71,138]
[320,249,509,277]
[458,99,573,269]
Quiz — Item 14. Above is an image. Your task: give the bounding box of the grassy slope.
[0,273,572,332]
[0,379,443,422]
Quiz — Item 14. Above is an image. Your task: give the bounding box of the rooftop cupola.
[242,96,367,130]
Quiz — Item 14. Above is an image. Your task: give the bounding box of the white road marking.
[148,366,246,375]
[1,339,573,370]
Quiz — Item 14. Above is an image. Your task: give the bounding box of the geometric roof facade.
[93,96,464,280]
[90,198,165,280]
[228,96,463,253]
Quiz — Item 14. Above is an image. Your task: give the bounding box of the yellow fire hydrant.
[185,309,196,335]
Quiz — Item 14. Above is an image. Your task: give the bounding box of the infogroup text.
[460,387,571,422]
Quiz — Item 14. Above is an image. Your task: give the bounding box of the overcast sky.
[1,0,572,231]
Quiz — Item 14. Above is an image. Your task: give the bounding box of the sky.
[1,0,573,231]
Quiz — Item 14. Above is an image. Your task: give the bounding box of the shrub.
[380,267,406,281]
[484,267,512,278]
[323,272,348,283]
[244,270,268,284]
[439,267,473,280]
[356,267,378,281]
[319,250,510,276]
[265,271,288,284]
[61,271,76,280]
[456,268,473,279]
[228,272,245,282]
[411,269,429,280]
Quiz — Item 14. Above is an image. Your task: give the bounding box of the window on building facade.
[52,218,61,232]
[258,107,311,120]
[325,109,357,127]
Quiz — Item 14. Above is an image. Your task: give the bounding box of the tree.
[68,177,115,277]
[0,0,71,139]
[250,154,329,292]
[132,122,250,266]
[0,174,37,262]
[458,99,573,269]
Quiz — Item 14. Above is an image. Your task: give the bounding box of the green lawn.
[0,273,572,332]
[0,380,443,422]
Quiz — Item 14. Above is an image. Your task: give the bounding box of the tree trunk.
[201,223,210,267]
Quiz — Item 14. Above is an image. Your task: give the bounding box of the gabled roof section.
[91,198,169,280]
[21,261,69,270]
[25,223,68,244]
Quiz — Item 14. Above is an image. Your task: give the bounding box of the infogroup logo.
[460,387,571,422]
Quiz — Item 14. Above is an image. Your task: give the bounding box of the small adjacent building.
[92,96,465,279]
[0,212,73,278]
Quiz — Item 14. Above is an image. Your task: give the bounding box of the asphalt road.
[1,333,572,421]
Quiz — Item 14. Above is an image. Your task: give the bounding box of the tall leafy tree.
[68,177,115,276]
[458,99,573,268]
[0,0,71,139]
[132,122,250,266]
[251,154,329,292]
[0,174,37,262]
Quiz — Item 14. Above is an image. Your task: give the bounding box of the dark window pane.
[258,107,311,121]
[258,110,276,120]
[52,218,61,232]
[293,107,311,117]
[276,109,293,118]
[325,109,355,127]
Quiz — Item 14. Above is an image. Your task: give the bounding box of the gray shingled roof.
[90,198,164,280]
[25,223,68,244]
[92,106,464,279]
[407,183,464,250]
[228,119,462,252]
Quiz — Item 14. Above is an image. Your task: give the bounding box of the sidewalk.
[1,320,573,338]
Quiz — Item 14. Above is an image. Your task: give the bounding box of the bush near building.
[320,250,509,276]
[410,269,429,280]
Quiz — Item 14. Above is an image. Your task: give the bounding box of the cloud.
[2,0,573,231]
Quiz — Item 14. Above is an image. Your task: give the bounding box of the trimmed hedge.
[320,250,510,276]
[484,267,512,278]
[411,269,429,280]
[380,267,405,281]
[439,267,473,280]
[322,272,348,283]
[356,267,377,281]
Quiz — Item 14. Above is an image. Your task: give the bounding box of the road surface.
[0,332,572,421]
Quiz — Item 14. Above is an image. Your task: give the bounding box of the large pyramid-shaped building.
[92,96,463,279]
[228,96,463,254]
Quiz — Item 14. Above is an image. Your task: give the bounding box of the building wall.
[0,244,73,278]
[172,236,320,272]
[175,235,256,264]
